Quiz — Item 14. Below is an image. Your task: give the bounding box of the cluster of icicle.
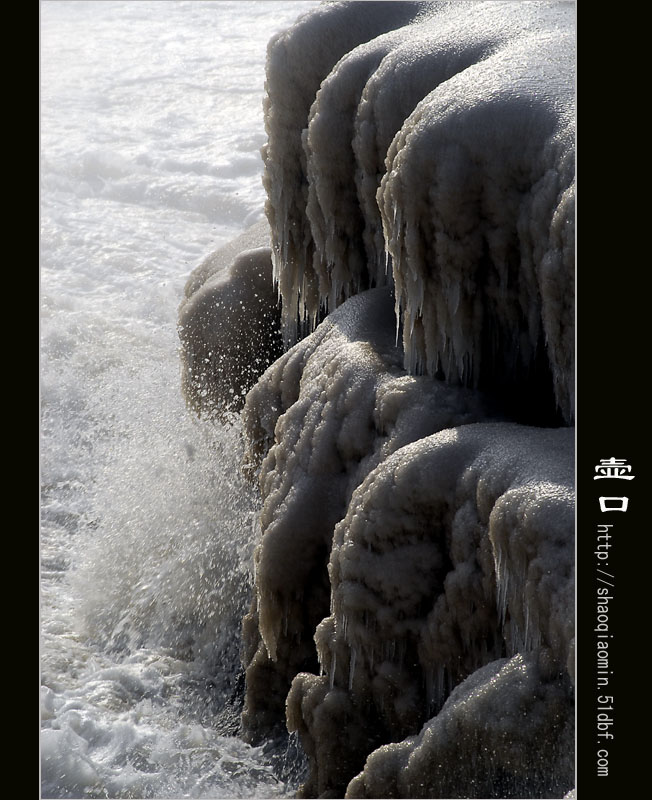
[264,0,574,423]
[179,1,575,797]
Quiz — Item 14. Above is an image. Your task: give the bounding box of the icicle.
[329,651,337,690]
[394,295,402,348]
[509,617,522,657]
[500,567,509,628]
[425,668,435,713]
[494,545,509,628]
[348,646,357,692]
[436,666,446,706]
[368,645,375,672]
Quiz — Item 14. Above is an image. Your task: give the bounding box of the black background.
[576,4,645,794]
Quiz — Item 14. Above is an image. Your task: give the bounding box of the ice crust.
[178,1,575,797]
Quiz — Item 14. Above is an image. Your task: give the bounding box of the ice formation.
[265,0,575,425]
[179,1,575,797]
[285,422,574,797]
[240,287,492,741]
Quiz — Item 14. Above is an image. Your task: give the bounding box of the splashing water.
[40,1,317,796]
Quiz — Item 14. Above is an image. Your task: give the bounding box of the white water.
[40,2,317,797]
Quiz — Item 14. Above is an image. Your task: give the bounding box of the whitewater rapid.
[40,2,317,797]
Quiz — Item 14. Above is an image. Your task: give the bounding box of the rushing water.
[40,2,317,796]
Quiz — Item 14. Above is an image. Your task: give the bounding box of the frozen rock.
[241,287,491,742]
[178,220,283,418]
[283,422,573,796]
